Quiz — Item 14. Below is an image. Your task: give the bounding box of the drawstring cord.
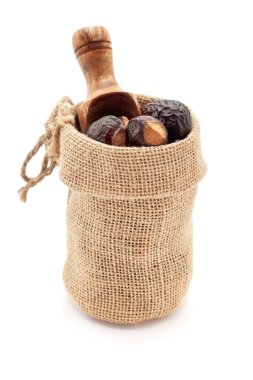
[18,97,77,202]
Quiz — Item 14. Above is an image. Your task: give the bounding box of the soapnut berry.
[87,115,127,146]
[142,99,192,143]
[127,115,168,147]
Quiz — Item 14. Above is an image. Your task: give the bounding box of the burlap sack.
[19,95,206,324]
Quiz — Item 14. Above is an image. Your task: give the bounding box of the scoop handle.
[72,26,121,99]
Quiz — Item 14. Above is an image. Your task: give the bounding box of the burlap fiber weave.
[59,95,207,324]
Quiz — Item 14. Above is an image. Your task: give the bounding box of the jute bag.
[19,95,207,324]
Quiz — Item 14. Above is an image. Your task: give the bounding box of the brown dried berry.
[142,99,192,143]
[127,115,168,147]
[87,115,127,146]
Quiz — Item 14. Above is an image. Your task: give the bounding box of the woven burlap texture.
[58,95,207,324]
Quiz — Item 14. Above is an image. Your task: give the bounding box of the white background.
[0,0,252,379]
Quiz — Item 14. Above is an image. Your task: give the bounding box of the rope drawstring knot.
[18,97,76,202]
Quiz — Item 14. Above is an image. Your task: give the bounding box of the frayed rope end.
[18,186,28,203]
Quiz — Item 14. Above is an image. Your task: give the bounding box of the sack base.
[63,257,192,324]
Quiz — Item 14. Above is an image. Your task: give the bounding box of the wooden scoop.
[72,26,141,133]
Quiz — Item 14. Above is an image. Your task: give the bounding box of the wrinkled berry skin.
[142,99,192,143]
[127,115,167,147]
[87,115,126,146]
